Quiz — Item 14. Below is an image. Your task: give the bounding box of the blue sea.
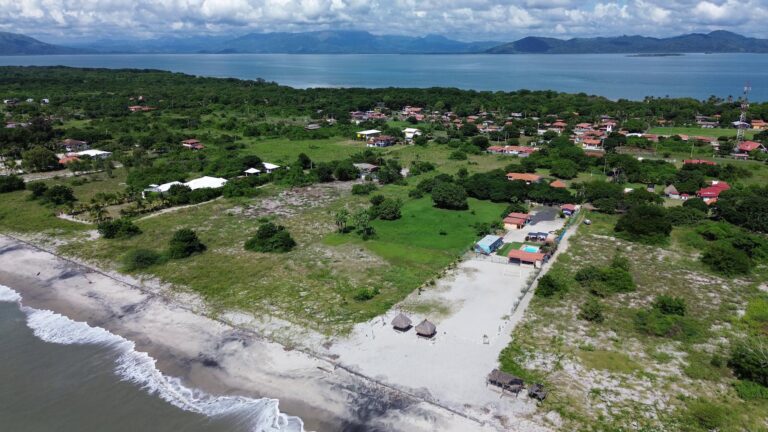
[0,53,766,101]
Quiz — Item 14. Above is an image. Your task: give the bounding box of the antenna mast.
[736,82,751,144]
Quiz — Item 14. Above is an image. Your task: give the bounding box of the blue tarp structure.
[475,235,504,254]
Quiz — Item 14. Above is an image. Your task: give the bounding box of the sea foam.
[2,284,303,432]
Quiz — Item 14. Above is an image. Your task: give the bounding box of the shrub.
[574,257,635,297]
[369,194,385,206]
[734,380,768,400]
[98,219,142,239]
[123,249,163,271]
[578,298,605,322]
[222,178,259,198]
[167,229,206,259]
[408,188,424,199]
[43,185,76,205]
[0,175,25,193]
[448,150,467,160]
[244,222,296,253]
[353,287,380,301]
[28,182,47,198]
[351,183,377,195]
[536,274,567,298]
[614,205,671,244]
[431,181,468,210]
[634,309,703,340]
[666,206,707,226]
[729,337,768,386]
[683,399,729,431]
[701,242,751,275]
[653,295,687,316]
[374,198,402,221]
[683,197,708,213]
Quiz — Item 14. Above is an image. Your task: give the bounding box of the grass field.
[241,136,363,164]
[56,180,506,333]
[648,127,757,139]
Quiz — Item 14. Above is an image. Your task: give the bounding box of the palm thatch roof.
[415,319,436,338]
[664,184,679,195]
[391,313,412,331]
[487,369,524,389]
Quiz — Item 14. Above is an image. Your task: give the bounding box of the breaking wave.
[0,284,304,432]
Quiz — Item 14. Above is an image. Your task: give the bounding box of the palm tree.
[334,209,349,233]
[89,204,109,222]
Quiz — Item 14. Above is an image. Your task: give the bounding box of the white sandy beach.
[0,209,576,431]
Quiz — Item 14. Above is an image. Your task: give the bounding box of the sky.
[0,0,766,43]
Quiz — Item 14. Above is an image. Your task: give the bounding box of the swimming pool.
[521,245,540,253]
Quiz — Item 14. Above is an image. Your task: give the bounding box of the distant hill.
[0,32,88,55]
[224,31,499,54]
[70,31,499,54]
[487,31,768,54]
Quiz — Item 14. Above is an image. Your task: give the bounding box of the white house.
[263,163,280,173]
[403,127,422,142]
[142,176,227,198]
[75,149,112,159]
[244,167,261,176]
[356,129,381,140]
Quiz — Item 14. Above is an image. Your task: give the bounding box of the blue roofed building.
[475,235,504,255]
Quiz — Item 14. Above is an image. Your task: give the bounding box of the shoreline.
[0,234,497,432]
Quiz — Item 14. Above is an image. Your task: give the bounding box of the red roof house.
[738,141,765,153]
[550,180,567,189]
[683,159,717,166]
[506,173,542,183]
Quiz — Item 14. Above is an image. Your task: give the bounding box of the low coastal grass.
[647,126,756,139]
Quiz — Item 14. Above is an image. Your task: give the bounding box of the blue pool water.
[522,245,540,253]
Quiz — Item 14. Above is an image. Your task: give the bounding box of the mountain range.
[2,30,768,55]
[486,30,768,54]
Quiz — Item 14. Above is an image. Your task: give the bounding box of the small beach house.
[474,235,504,255]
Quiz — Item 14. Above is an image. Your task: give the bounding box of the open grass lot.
[57,180,506,333]
[241,136,363,164]
[648,126,757,139]
[499,212,768,431]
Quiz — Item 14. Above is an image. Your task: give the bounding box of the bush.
[701,242,751,275]
[244,222,296,253]
[369,194,385,206]
[0,175,25,193]
[536,274,567,298]
[353,287,380,301]
[574,257,635,297]
[729,337,768,386]
[167,229,206,259]
[653,295,687,316]
[448,150,467,160]
[43,185,77,205]
[634,309,703,340]
[123,249,163,271]
[431,181,468,210]
[28,182,47,198]
[374,198,402,221]
[578,298,605,323]
[408,188,424,199]
[683,197,708,213]
[666,206,707,226]
[683,399,729,431]
[351,183,377,195]
[222,178,259,198]
[98,219,142,239]
[734,380,768,400]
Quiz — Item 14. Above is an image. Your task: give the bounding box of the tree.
[43,185,76,205]
[168,228,206,259]
[28,182,47,198]
[352,208,375,239]
[431,181,468,210]
[683,197,708,213]
[244,222,296,253]
[334,209,349,233]
[0,175,24,193]
[614,205,671,244]
[22,146,59,172]
[333,161,359,181]
[550,159,579,179]
[471,136,490,150]
[297,153,312,169]
[374,198,403,220]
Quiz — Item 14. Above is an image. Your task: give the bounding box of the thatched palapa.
[415,319,436,338]
[487,369,524,394]
[391,313,412,331]
[528,383,548,401]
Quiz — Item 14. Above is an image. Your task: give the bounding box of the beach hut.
[391,313,412,332]
[528,383,548,401]
[487,369,524,395]
[664,185,680,199]
[415,319,437,339]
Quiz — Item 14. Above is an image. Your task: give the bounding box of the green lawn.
[240,136,362,164]
[647,127,756,139]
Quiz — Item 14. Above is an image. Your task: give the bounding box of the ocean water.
[0,53,766,101]
[0,285,303,432]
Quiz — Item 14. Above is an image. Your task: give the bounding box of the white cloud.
[0,0,764,42]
